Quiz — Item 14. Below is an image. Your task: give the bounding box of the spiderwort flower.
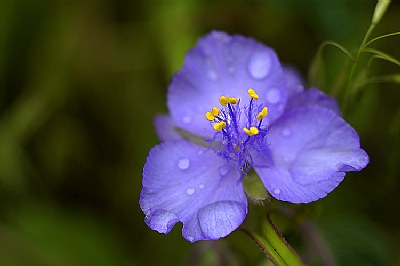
[140,31,369,242]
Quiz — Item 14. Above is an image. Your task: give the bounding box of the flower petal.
[154,115,182,141]
[254,107,368,203]
[168,31,288,137]
[140,140,247,242]
[283,65,304,99]
[286,88,340,114]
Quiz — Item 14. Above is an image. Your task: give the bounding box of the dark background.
[0,0,399,265]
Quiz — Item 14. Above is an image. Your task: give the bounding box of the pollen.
[212,107,219,116]
[257,107,268,120]
[228,97,238,104]
[213,121,226,131]
[206,111,215,121]
[243,126,259,136]
[247,88,259,100]
[219,96,228,106]
[206,107,220,121]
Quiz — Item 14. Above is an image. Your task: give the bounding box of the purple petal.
[286,88,340,115]
[283,65,304,99]
[140,140,247,242]
[254,107,368,203]
[154,115,182,141]
[168,31,288,137]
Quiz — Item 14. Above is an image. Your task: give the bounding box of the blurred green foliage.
[0,0,399,265]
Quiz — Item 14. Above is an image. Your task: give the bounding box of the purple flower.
[140,31,369,242]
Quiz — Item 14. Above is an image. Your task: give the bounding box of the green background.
[0,0,399,265]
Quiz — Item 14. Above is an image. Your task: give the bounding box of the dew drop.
[187,236,195,242]
[219,165,229,176]
[282,128,291,137]
[207,70,218,81]
[186,188,195,195]
[178,158,190,170]
[199,184,205,189]
[182,116,191,124]
[248,51,271,79]
[273,188,281,194]
[267,89,280,104]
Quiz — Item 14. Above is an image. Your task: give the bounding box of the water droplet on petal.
[282,128,291,137]
[182,116,191,124]
[273,188,281,194]
[186,188,195,195]
[228,66,235,74]
[199,184,205,189]
[219,165,229,176]
[207,70,218,81]
[267,89,280,104]
[178,158,190,170]
[248,51,271,79]
[187,236,194,242]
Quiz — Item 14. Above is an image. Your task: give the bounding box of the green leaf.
[308,40,353,88]
[242,216,305,266]
[242,228,285,266]
[355,74,400,90]
[262,216,304,266]
[364,32,400,48]
[362,48,400,67]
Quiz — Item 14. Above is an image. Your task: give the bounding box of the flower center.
[205,88,269,175]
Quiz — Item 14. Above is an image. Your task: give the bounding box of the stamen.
[257,107,268,120]
[243,126,259,136]
[220,96,238,106]
[206,111,215,121]
[228,97,238,104]
[206,106,220,121]
[213,121,226,131]
[247,88,259,100]
[212,107,219,116]
[219,96,228,106]
[207,90,269,175]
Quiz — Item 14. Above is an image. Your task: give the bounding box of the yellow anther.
[220,96,237,105]
[213,121,226,131]
[247,88,259,100]
[228,97,238,104]
[219,96,228,106]
[212,107,219,116]
[243,126,259,136]
[257,107,269,120]
[206,111,215,121]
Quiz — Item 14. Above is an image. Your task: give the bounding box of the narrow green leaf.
[320,41,354,61]
[364,32,400,48]
[308,40,353,88]
[263,216,305,266]
[362,48,400,67]
[242,216,305,266]
[355,74,400,90]
[241,228,285,266]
